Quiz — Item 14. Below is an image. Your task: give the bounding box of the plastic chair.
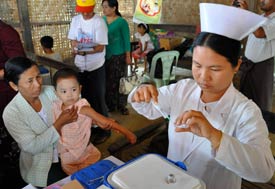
[145,50,180,88]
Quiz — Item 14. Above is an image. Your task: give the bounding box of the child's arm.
[80,106,137,144]
[110,121,137,144]
[143,41,148,52]
[137,40,141,48]
[80,106,113,130]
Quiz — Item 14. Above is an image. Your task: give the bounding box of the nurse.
[128,3,275,189]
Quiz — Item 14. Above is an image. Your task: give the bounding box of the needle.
[152,102,170,121]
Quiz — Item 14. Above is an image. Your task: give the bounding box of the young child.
[40,36,63,85]
[40,35,63,62]
[52,68,136,175]
[132,23,154,73]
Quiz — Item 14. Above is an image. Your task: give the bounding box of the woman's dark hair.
[4,56,37,85]
[52,67,80,89]
[40,35,54,49]
[138,23,150,33]
[192,32,241,67]
[102,0,122,17]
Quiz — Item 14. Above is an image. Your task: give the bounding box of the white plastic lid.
[107,154,205,189]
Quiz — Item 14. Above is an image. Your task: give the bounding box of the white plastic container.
[104,154,205,189]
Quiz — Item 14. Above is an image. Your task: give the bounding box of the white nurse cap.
[200,3,267,40]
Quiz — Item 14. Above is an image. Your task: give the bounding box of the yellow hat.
[76,0,96,13]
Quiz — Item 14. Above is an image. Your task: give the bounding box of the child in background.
[132,23,154,73]
[52,68,136,175]
[40,35,63,62]
[40,36,63,85]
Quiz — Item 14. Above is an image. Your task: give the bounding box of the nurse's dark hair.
[52,67,80,89]
[102,0,122,17]
[192,32,241,67]
[4,56,37,85]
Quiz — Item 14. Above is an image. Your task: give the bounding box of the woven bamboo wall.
[28,0,75,60]
[0,0,19,21]
[159,0,257,25]
[0,0,22,43]
[0,0,259,61]
[28,0,135,60]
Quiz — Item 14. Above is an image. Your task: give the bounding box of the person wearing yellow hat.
[235,0,275,112]
[128,3,275,189]
[68,0,111,144]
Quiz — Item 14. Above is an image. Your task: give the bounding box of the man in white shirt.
[237,0,275,111]
[68,0,111,144]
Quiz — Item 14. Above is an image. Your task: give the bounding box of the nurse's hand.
[131,84,158,103]
[174,110,222,149]
[54,106,78,133]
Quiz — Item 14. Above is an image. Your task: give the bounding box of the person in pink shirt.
[52,68,136,175]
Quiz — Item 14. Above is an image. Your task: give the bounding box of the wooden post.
[17,0,34,52]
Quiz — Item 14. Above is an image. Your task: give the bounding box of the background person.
[0,19,26,188]
[102,0,132,115]
[68,0,111,144]
[128,4,275,189]
[40,35,63,62]
[3,57,78,188]
[235,0,275,111]
[132,23,155,73]
[39,35,63,85]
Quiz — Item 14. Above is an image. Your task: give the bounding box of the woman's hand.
[54,106,78,133]
[131,84,158,103]
[174,110,222,149]
[125,52,132,65]
[126,55,132,65]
